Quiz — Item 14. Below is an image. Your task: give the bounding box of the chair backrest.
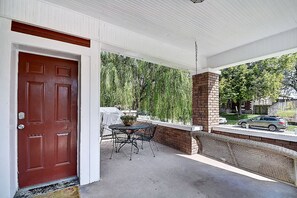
[145,124,157,140]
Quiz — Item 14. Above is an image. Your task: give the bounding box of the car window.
[250,116,260,121]
[264,117,276,121]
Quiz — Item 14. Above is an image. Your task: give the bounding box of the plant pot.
[121,115,137,126]
[122,120,135,126]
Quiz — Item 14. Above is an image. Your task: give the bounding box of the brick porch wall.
[212,130,297,152]
[192,72,219,132]
[153,125,198,155]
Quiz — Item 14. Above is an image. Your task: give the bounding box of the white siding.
[0,0,202,71]
[208,27,297,69]
[100,21,200,71]
[0,0,100,39]
[41,0,297,56]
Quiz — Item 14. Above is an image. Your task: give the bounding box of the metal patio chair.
[109,128,128,159]
[135,124,159,157]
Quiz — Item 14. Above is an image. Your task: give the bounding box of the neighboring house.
[251,97,273,115]
[220,100,252,114]
[252,96,297,115]
[221,96,297,115]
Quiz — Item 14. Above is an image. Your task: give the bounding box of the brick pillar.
[192,72,219,132]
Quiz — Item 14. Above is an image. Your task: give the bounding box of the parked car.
[219,117,227,124]
[238,115,287,131]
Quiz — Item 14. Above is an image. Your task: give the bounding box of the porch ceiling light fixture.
[191,0,205,3]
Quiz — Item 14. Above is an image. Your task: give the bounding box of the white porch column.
[89,40,100,183]
[79,52,100,185]
[80,40,100,185]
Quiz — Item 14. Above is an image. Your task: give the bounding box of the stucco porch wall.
[136,119,202,155]
[212,127,297,152]
[154,126,198,155]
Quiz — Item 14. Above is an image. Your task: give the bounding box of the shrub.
[276,110,296,118]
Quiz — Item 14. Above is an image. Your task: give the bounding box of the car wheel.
[241,122,247,128]
[268,125,277,131]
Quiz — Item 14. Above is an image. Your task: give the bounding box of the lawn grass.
[220,113,259,125]
[276,110,296,118]
[287,125,297,132]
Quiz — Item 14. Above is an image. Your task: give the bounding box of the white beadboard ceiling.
[43,0,297,57]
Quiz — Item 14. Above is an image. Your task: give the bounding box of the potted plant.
[120,115,137,126]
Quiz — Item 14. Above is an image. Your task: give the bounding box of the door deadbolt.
[18,112,25,120]
[18,124,25,130]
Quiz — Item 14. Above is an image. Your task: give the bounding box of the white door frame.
[0,17,100,197]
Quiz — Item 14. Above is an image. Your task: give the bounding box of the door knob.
[18,124,25,130]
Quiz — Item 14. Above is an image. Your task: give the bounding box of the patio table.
[109,123,151,160]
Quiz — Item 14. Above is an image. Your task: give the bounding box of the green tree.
[283,54,297,94]
[220,65,250,114]
[100,52,192,124]
[220,53,296,114]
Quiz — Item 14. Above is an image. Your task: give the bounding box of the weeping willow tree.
[100,52,192,124]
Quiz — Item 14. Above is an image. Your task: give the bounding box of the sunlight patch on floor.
[177,153,275,182]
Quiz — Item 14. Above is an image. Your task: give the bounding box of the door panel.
[27,135,44,170]
[56,132,71,165]
[56,84,71,121]
[27,82,45,123]
[18,52,78,188]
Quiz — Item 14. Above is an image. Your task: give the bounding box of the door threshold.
[15,177,79,198]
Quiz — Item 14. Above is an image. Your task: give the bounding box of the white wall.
[0,17,13,198]
[9,45,18,198]
[0,17,100,197]
[0,0,100,39]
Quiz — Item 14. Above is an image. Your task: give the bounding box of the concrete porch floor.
[80,140,297,198]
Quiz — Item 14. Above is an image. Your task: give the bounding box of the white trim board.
[213,126,297,142]
[137,118,203,132]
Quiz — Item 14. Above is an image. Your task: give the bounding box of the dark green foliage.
[120,115,137,121]
[283,54,297,94]
[220,53,297,114]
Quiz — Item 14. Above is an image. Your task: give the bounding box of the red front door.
[17,52,78,188]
